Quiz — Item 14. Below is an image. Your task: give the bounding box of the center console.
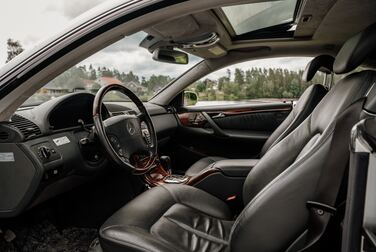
[143,156,190,186]
[143,156,258,203]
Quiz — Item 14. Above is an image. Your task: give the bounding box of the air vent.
[0,131,9,140]
[111,111,126,116]
[9,114,41,139]
[111,110,137,116]
[127,110,138,116]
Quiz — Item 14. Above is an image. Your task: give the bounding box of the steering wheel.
[93,84,157,174]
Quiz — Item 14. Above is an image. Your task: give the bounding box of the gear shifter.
[159,156,188,184]
[159,156,171,174]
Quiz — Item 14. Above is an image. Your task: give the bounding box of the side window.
[185,57,325,106]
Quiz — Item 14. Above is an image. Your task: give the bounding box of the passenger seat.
[185,55,334,176]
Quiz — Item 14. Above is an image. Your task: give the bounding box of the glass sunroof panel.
[222,0,298,35]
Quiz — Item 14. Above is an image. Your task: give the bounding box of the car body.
[0,0,376,251]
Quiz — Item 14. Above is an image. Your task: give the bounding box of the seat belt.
[296,98,366,252]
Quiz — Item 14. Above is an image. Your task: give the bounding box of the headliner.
[142,0,376,62]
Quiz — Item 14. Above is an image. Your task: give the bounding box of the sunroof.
[222,0,298,36]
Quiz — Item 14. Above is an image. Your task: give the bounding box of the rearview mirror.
[152,48,188,65]
[183,91,198,106]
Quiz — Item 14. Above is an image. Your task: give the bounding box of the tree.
[141,76,147,87]
[218,76,229,91]
[6,38,24,63]
[40,60,320,104]
[89,69,97,80]
[226,69,231,80]
[234,68,245,85]
[193,80,206,93]
[101,67,114,77]
[123,71,139,83]
[148,75,171,91]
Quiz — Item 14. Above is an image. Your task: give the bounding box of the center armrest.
[211,159,259,177]
[187,159,259,208]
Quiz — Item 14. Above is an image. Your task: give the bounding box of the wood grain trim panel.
[177,112,207,127]
[178,106,291,127]
[143,162,171,186]
[186,168,221,186]
[142,157,222,187]
[207,107,292,116]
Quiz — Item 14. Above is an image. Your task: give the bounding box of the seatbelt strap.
[297,98,366,252]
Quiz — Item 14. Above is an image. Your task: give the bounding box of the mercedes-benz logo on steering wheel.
[127,121,136,135]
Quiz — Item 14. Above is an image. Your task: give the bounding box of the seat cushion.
[185,156,227,176]
[99,184,234,252]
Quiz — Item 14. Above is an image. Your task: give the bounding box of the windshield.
[22,31,201,107]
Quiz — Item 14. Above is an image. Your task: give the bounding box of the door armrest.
[212,159,259,177]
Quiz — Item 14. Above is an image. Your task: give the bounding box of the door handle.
[212,112,226,119]
[202,112,228,137]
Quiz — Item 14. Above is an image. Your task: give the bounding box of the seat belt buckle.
[306,201,337,216]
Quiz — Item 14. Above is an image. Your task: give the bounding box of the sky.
[0,0,312,80]
[0,0,109,66]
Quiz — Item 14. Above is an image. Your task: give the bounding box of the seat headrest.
[334,23,376,74]
[302,55,335,82]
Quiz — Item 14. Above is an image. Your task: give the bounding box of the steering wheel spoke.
[136,112,144,119]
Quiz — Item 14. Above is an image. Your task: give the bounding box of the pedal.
[88,238,103,252]
[3,229,16,242]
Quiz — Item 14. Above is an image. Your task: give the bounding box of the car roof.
[141,0,376,62]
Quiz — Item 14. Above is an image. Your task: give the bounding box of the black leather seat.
[185,55,333,177]
[99,24,376,252]
[100,184,233,252]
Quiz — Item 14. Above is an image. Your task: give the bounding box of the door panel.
[171,102,292,173]
[211,110,289,131]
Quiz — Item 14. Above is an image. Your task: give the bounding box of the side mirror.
[183,91,198,106]
[152,48,188,65]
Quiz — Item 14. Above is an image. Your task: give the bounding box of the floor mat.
[0,220,97,252]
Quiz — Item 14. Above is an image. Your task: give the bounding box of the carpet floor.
[0,220,97,252]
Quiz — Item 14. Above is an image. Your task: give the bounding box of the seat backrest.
[260,55,334,156]
[231,23,376,252]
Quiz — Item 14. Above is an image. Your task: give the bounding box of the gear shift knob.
[160,156,171,174]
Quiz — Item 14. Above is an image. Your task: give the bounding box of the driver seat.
[99,24,376,252]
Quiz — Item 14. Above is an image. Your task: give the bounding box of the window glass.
[222,0,298,35]
[22,31,201,107]
[185,57,325,106]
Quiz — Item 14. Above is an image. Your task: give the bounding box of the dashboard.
[0,93,178,217]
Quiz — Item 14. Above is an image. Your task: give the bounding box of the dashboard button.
[38,146,51,160]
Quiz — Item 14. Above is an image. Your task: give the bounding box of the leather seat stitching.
[163,215,229,246]
[160,185,231,219]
